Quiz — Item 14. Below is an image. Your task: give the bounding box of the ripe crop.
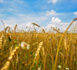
[0,18,77,70]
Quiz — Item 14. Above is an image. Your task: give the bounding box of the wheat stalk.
[41,28,45,33]
[41,47,46,70]
[32,23,40,27]
[30,42,43,70]
[54,18,77,70]
[1,46,20,70]
[65,18,77,32]
[0,19,5,32]
[0,35,4,49]
[5,26,13,33]
[64,36,67,49]
[5,26,9,32]
[34,42,43,61]
[53,27,60,33]
[14,24,17,33]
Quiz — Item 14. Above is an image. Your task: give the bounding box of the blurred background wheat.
[0,18,77,70]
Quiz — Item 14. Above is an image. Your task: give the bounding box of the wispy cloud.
[0,14,72,32]
[0,0,4,3]
[0,0,76,32]
[1,13,47,30]
[0,9,70,32]
[48,0,58,4]
[46,10,63,16]
[73,12,77,16]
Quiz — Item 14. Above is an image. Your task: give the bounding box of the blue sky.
[0,0,77,32]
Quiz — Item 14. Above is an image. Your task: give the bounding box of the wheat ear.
[30,42,43,70]
[1,46,20,70]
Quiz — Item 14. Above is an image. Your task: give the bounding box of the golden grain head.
[32,23,40,27]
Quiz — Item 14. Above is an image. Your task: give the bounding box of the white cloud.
[46,17,69,32]
[0,15,69,32]
[1,14,47,31]
[48,0,57,4]
[0,10,68,32]
[0,0,4,3]
[0,16,70,32]
[46,10,57,16]
[46,10,62,16]
[73,12,77,15]
[51,17,61,23]
[4,19,30,30]
[3,16,76,33]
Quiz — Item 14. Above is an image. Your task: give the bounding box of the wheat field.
[0,18,77,70]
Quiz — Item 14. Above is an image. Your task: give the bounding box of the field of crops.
[0,18,77,70]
